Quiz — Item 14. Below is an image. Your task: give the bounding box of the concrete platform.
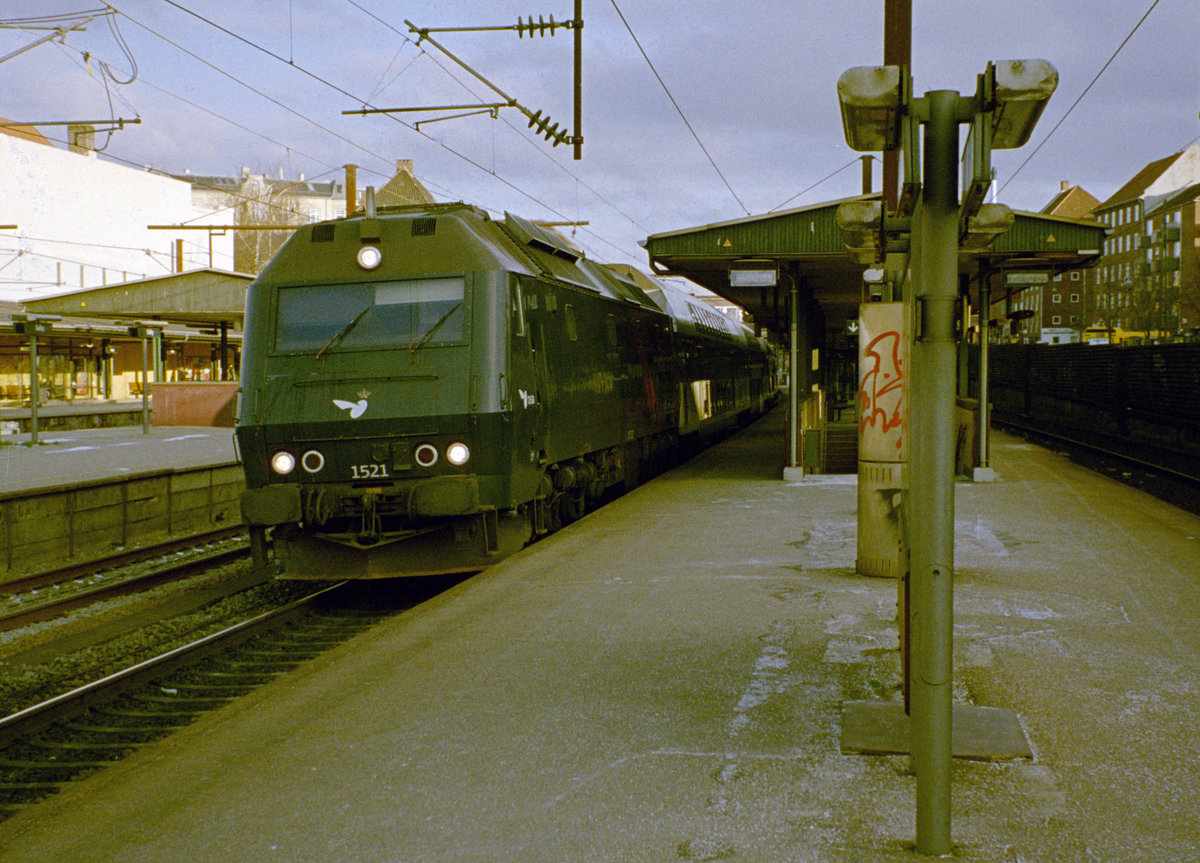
[0,423,239,495]
[1,407,1198,860]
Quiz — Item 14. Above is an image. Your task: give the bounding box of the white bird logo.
[333,390,370,418]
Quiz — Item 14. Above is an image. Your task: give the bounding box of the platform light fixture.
[11,313,61,336]
[960,203,1015,249]
[986,59,1058,149]
[834,200,884,264]
[836,66,905,152]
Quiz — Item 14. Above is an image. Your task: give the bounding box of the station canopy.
[21,268,252,332]
[643,194,1106,336]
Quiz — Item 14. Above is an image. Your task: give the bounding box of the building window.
[1052,293,1062,303]
[1070,293,1080,303]
[1070,272,1080,281]
[1051,315,1062,325]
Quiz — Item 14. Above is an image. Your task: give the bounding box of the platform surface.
[0,407,1198,861]
[0,422,239,494]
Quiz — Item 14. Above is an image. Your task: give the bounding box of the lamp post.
[128,321,169,434]
[837,59,1056,856]
[12,314,61,445]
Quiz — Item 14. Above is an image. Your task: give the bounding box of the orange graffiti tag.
[858,330,904,450]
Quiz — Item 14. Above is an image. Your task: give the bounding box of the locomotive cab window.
[274,277,466,353]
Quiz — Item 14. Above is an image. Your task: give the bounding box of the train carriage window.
[512,282,526,337]
[275,277,466,353]
[565,304,578,341]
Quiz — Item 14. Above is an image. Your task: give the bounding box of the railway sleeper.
[130,695,238,708]
[94,706,209,720]
[0,758,112,769]
[63,723,180,735]
[26,738,151,751]
[0,781,70,791]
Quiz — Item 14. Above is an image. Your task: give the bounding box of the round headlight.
[357,245,382,270]
[413,443,439,468]
[271,451,296,475]
[445,441,470,466]
[301,450,325,474]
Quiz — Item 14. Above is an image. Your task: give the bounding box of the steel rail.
[0,582,347,751]
[993,415,1200,486]
[0,527,248,596]
[0,539,254,633]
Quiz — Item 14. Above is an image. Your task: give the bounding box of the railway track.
[0,529,253,632]
[0,578,445,819]
[993,415,1200,516]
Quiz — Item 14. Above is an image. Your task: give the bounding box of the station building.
[1,116,435,420]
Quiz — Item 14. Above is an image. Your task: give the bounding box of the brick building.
[1092,142,1200,339]
[1038,181,1101,342]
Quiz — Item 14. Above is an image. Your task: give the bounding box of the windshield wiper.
[316,304,372,360]
[408,301,464,359]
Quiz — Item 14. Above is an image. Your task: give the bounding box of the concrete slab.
[0,424,239,495]
[840,701,1034,761]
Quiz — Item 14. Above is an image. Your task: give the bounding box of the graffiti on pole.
[858,303,907,461]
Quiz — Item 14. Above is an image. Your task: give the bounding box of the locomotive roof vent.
[411,217,437,237]
[503,212,580,262]
[311,223,336,243]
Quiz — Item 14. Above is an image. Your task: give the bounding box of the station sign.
[1004,271,1050,286]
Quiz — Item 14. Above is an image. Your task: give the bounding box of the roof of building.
[177,173,344,198]
[1100,150,1188,209]
[644,194,1106,336]
[0,119,53,147]
[20,268,252,329]
[376,164,436,208]
[1144,181,1200,218]
[1041,184,1100,220]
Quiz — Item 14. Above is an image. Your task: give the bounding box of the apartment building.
[1092,142,1200,338]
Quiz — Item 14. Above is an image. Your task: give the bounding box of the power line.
[154,1,647,261]
[608,0,749,216]
[116,8,398,171]
[147,3,585,228]
[769,156,873,213]
[376,15,654,245]
[998,0,1163,195]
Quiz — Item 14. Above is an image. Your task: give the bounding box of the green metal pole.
[141,335,151,435]
[910,88,959,856]
[978,274,991,470]
[28,331,40,445]
[789,274,800,468]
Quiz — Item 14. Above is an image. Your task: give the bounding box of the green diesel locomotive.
[236,200,775,578]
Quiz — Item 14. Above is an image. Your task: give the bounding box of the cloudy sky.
[3,0,1198,268]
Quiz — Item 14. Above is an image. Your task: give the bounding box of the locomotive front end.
[236,205,534,578]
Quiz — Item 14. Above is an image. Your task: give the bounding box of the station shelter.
[3,268,250,411]
[642,193,1107,477]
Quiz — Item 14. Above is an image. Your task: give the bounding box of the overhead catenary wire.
[998,0,1163,195]
[147,1,648,264]
[360,5,655,245]
[142,4,590,240]
[769,156,876,213]
[607,0,750,217]
[335,0,654,258]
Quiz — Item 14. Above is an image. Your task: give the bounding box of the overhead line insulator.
[517,14,574,38]
[526,109,570,146]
